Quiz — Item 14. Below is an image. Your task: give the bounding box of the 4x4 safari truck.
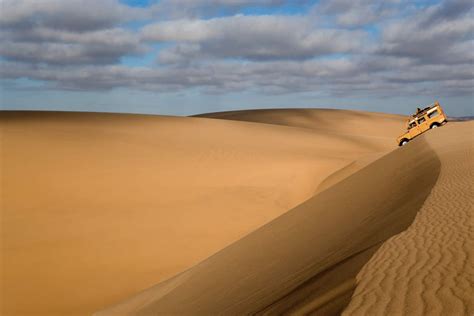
[397,102,448,146]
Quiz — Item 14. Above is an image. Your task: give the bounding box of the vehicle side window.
[417,117,426,124]
[408,122,416,129]
[428,110,439,118]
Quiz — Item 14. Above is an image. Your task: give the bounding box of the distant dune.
[196,108,406,138]
[1,109,404,315]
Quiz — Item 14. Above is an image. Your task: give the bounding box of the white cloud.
[2,56,471,97]
[143,15,368,62]
[151,0,289,19]
[378,0,474,64]
[312,0,402,27]
[0,0,145,31]
[0,0,472,105]
[0,0,146,65]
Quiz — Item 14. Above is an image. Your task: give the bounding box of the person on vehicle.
[412,107,422,117]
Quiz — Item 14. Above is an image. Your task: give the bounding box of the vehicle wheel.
[431,124,438,129]
[401,140,408,146]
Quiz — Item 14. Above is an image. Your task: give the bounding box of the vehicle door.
[408,121,421,138]
[417,115,430,133]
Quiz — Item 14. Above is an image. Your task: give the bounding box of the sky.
[0,0,473,116]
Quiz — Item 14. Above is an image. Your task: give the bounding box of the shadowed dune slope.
[343,122,474,315]
[97,122,443,315]
[1,110,402,315]
[196,108,406,139]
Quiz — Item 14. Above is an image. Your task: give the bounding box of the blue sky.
[1,0,473,116]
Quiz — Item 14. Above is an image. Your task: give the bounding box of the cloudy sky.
[1,0,473,116]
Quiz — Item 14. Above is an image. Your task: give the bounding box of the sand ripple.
[343,122,474,315]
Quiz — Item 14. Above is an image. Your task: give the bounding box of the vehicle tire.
[400,140,408,146]
[431,124,439,129]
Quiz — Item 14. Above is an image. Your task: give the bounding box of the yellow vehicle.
[397,102,448,146]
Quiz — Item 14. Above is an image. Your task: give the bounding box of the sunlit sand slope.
[1,110,402,315]
[343,122,474,315]
[200,109,408,192]
[97,123,441,315]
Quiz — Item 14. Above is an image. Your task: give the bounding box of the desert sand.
[1,109,404,315]
[2,110,472,316]
[96,118,473,315]
[343,122,474,315]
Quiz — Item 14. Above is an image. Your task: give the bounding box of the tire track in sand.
[343,122,474,316]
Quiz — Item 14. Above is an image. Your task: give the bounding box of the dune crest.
[343,122,474,315]
[196,108,405,137]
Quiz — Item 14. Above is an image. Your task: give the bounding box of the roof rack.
[411,102,439,119]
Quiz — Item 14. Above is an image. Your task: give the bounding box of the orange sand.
[1,110,403,315]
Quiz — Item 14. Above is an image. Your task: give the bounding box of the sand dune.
[343,122,474,315]
[198,109,406,152]
[197,108,405,135]
[5,110,469,316]
[1,110,403,315]
[96,118,447,315]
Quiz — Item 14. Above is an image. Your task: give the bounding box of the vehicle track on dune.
[343,122,474,316]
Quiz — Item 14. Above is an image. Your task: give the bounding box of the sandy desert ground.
[343,122,474,315]
[1,109,472,315]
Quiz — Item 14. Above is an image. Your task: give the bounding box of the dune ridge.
[96,124,441,315]
[343,122,474,315]
[195,108,405,134]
